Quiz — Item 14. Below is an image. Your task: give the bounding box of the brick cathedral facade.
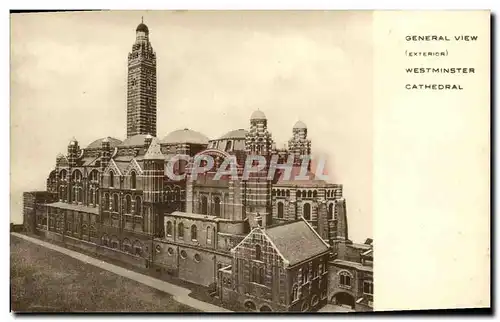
[23,21,373,312]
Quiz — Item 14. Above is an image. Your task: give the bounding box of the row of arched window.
[103,193,142,215]
[199,195,221,217]
[276,202,336,221]
[58,169,100,182]
[297,190,317,198]
[101,234,144,256]
[108,171,137,189]
[272,189,340,199]
[165,222,215,245]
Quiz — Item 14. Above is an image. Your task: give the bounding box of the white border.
[4,1,498,321]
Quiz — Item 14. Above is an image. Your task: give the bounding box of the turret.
[244,110,274,228]
[288,120,312,170]
[67,138,79,168]
[100,137,111,173]
[143,137,165,237]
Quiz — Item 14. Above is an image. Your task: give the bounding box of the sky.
[10,10,373,242]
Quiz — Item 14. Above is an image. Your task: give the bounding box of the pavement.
[11,233,231,313]
[318,304,355,312]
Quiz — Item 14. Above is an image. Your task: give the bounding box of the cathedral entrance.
[244,300,256,311]
[332,292,355,309]
[260,305,272,312]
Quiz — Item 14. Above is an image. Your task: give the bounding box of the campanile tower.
[127,19,157,138]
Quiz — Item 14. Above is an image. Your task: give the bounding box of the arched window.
[296,190,301,198]
[252,266,264,284]
[122,238,132,253]
[95,189,100,205]
[286,190,290,197]
[101,234,109,246]
[302,266,309,284]
[292,285,299,302]
[165,187,172,202]
[59,169,67,181]
[277,190,281,197]
[109,171,114,187]
[225,140,232,152]
[307,190,312,198]
[255,244,262,260]
[178,222,184,239]
[328,203,334,220]
[135,196,142,215]
[277,202,284,219]
[201,196,208,215]
[303,203,311,220]
[78,188,83,203]
[166,221,172,236]
[104,193,110,211]
[313,190,317,198]
[89,170,99,182]
[125,195,132,214]
[110,236,119,249]
[81,224,88,237]
[213,197,221,217]
[339,271,352,287]
[191,225,197,241]
[113,194,119,212]
[130,171,136,189]
[89,189,94,205]
[72,170,82,182]
[133,240,142,256]
[207,226,213,244]
[174,187,181,201]
[90,226,97,238]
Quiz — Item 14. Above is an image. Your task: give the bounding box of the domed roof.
[250,110,266,121]
[293,120,307,129]
[119,134,150,147]
[86,137,122,149]
[161,128,209,145]
[219,129,248,140]
[136,23,149,33]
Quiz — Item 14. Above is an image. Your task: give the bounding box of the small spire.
[141,16,144,23]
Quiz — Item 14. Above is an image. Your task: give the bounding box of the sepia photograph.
[11,9,378,313]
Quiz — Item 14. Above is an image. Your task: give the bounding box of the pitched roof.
[81,156,100,166]
[264,220,330,266]
[114,161,130,174]
[44,201,99,215]
[330,259,373,273]
[144,137,164,160]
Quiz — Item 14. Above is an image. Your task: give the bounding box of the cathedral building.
[23,21,373,312]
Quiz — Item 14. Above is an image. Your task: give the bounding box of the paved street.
[318,304,355,312]
[11,233,231,312]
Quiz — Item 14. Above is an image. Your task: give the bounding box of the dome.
[293,120,307,130]
[86,137,122,149]
[161,128,209,145]
[136,23,149,33]
[250,110,266,121]
[119,134,150,147]
[219,129,248,140]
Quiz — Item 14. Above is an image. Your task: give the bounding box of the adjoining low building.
[220,220,330,312]
[329,239,373,311]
